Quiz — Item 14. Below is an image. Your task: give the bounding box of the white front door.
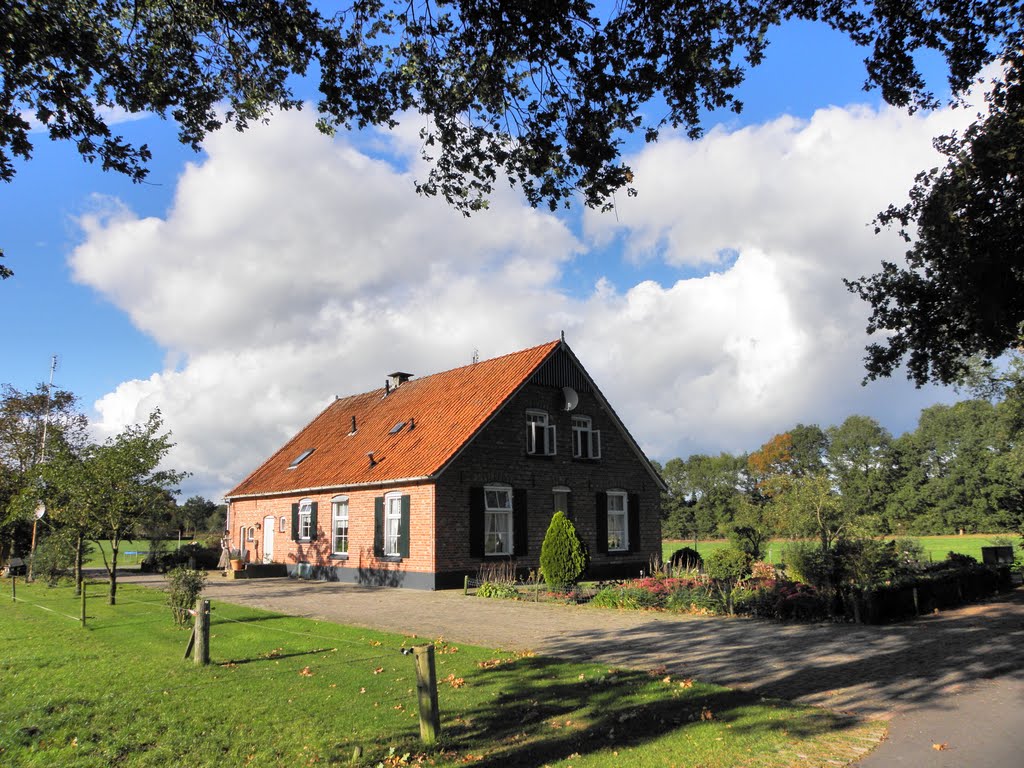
[262,515,275,564]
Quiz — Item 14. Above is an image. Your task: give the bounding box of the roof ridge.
[395,339,560,386]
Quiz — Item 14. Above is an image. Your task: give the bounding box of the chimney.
[388,371,413,389]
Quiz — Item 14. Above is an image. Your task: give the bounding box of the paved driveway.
[123,574,1024,765]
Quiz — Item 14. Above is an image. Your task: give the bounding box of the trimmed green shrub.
[668,546,703,572]
[166,567,207,628]
[539,511,588,590]
[782,541,835,591]
[704,547,751,614]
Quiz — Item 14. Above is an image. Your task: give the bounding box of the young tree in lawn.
[86,411,187,604]
[0,383,88,563]
[35,442,100,595]
[770,472,847,552]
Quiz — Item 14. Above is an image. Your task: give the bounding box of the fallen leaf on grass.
[700,707,714,721]
[299,667,313,677]
[680,679,694,689]
[373,667,385,675]
[444,674,466,688]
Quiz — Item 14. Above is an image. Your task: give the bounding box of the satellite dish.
[562,387,579,412]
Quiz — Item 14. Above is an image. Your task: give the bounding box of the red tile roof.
[227,340,561,497]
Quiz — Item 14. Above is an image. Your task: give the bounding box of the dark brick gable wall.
[434,381,662,586]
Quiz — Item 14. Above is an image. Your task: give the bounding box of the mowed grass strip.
[1,580,882,767]
[662,533,1014,565]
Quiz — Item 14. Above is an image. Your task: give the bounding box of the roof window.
[389,421,407,435]
[287,448,315,469]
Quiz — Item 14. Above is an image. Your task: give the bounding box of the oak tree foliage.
[2,0,1018,280]
[847,47,1024,385]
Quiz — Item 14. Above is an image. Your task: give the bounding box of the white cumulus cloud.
[74,101,969,498]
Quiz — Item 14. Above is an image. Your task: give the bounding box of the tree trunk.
[74,533,83,596]
[109,545,118,605]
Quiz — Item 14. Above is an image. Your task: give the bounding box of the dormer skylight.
[389,421,407,435]
[287,448,315,469]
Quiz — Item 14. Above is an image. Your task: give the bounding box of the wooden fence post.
[11,575,14,603]
[463,575,469,596]
[194,600,211,666]
[413,644,440,744]
[81,581,86,627]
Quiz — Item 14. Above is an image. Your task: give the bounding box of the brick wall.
[228,482,436,586]
[228,380,662,589]
[435,382,662,585]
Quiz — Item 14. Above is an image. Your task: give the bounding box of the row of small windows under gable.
[289,493,410,559]
[470,486,640,557]
[525,410,601,459]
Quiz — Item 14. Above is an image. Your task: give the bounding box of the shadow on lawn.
[541,589,1024,717]
[445,656,862,768]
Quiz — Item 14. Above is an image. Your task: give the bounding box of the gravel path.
[122,573,1024,764]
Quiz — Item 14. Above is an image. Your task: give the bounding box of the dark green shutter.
[398,495,411,558]
[513,489,528,555]
[373,497,384,557]
[290,503,299,542]
[469,487,484,558]
[309,502,318,540]
[595,492,608,554]
[628,494,640,552]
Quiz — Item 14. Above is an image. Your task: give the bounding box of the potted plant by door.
[229,549,245,571]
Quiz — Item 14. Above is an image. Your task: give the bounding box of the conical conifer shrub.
[540,511,589,590]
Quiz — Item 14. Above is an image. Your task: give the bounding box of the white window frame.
[331,496,349,555]
[526,410,556,456]
[484,485,514,556]
[279,516,287,533]
[384,492,403,557]
[607,491,628,552]
[246,526,255,542]
[572,415,601,459]
[298,498,313,541]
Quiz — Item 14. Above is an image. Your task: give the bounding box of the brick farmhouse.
[225,339,664,589]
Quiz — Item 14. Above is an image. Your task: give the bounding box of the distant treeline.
[655,397,1024,542]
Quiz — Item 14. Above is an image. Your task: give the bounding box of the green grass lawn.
[662,533,1018,566]
[1,579,882,767]
[81,538,195,570]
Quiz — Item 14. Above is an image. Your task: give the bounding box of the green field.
[80,538,196,570]
[1,579,882,767]
[662,533,1019,566]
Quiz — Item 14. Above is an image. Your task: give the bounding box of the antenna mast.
[38,355,58,463]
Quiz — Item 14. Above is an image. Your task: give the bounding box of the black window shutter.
[595,492,608,554]
[513,489,528,556]
[398,495,411,558]
[309,502,318,539]
[469,487,484,558]
[628,494,641,552]
[290,503,299,542]
[373,497,384,557]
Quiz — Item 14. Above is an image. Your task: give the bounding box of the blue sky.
[0,18,967,499]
